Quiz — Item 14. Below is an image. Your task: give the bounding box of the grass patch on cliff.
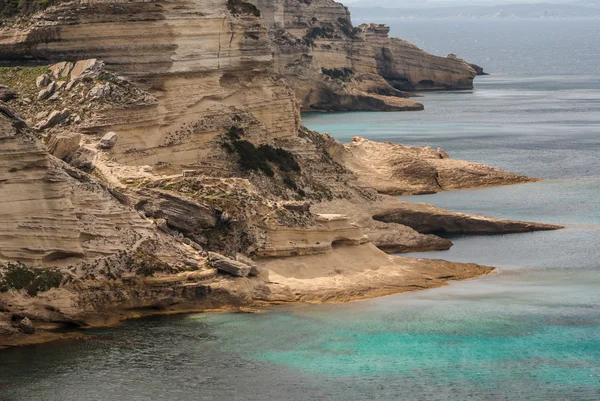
[321,67,354,81]
[125,251,172,277]
[0,0,55,18]
[0,66,50,98]
[227,0,260,17]
[0,262,62,296]
[222,125,300,177]
[337,17,360,39]
[306,24,335,40]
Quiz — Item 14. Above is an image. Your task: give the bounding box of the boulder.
[282,201,311,213]
[155,218,171,234]
[55,81,66,91]
[46,132,82,160]
[135,189,218,232]
[49,61,73,79]
[99,132,118,149]
[184,259,199,269]
[70,59,103,81]
[208,252,251,277]
[0,85,16,102]
[66,146,97,170]
[236,253,259,276]
[37,82,56,101]
[34,108,71,130]
[89,83,111,98]
[36,74,51,88]
[17,317,35,334]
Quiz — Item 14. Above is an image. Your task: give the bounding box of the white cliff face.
[0,0,300,168]
[0,104,160,266]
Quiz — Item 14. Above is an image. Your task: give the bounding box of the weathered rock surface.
[45,132,82,160]
[134,189,218,233]
[250,0,475,110]
[0,1,300,169]
[99,132,118,149]
[0,85,16,102]
[17,317,35,334]
[34,108,70,131]
[208,252,252,277]
[371,198,562,234]
[66,146,97,171]
[327,136,535,195]
[0,1,559,351]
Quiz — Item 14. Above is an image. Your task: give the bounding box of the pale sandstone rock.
[208,252,252,277]
[49,61,73,79]
[99,132,118,149]
[89,83,111,98]
[34,108,70,131]
[36,74,51,88]
[236,253,259,276]
[37,82,56,101]
[328,136,535,195]
[45,132,82,160]
[67,146,97,170]
[134,189,217,232]
[70,59,103,81]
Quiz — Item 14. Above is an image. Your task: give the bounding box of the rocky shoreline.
[0,0,559,349]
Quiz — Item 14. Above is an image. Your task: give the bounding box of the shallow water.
[2,20,600,401]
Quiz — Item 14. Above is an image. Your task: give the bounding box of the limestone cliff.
[0,0,301,168]
[327,136,535,195]
[249,0,476,110]
[0,0,558,348]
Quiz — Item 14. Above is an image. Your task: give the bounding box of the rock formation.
[250,0,476,110]
[327,136,535,195]
[0,0,559,348]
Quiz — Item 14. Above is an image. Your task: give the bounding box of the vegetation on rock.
[227,0,260,17]
[125,251,172,277]
[222,125,300,177]
[0,0,54,17]
[321,67,354,81]
[0,262,62,296]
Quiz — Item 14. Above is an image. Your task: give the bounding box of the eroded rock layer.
[327,136,535,195]
[249,0,476,110]
[0,0,301,167]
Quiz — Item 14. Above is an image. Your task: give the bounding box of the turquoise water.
[2,20,600,401]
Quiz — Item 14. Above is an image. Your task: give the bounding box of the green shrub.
[306,24,335,40]
[222,126,301,177]
[0,262,62,296]
[125,252,171,277]
[337,17,360,39]
[321,67,354,81]
[227,0,260,17]
[1,0,55,17]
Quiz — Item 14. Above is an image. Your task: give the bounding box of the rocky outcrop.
[470,64,489,76]
[327,136,535,195]
[0,1,558,351]
[258,214,369,257]
[0,0,300,167]
[371,199,562,235]
[208,252,252,277]
[0,103,195,266]
[248,0,476,110]
[368,26,477,91]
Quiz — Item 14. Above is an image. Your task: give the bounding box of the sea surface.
[1,20,600,401]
